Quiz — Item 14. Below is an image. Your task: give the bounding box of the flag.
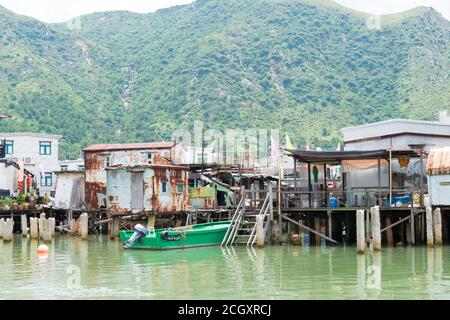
[270,135,279,166]
[305,140,310,151]
[285,133,294,150]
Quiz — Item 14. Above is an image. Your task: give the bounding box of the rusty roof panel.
[83,142,176,152]
[427,147,450,175]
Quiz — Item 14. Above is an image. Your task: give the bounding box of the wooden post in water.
[147,214,156,229]
[314,217,320,246]
[38,212,45,239]
[356,210,366,254]
[256,214,265,248]
[69,218,76,234]
[80,213,89,240]
[433,208,442,246]
[370,206,381,251]
[21,214,27,237]
[385,217,394,247]
[42,219,52,243]
[110,216,120,240]
[49,218,55,238]
[0,218,4,239]
[3,218,14,242]
[426,206,434,247]
[30,218,38,239]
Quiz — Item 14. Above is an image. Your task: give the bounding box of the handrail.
[221,194,245,246]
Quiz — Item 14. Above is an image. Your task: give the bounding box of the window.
[60,165,68,171]
[161,181,168,193]
[147,153,153,164]
[5,140,13,155]
[39,141,52,155]
[78,165,85,171]
[105,156,111,167]
[40,172,53,186]
[176,184,184,194]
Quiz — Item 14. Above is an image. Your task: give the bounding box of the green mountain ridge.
[0,0,449,159]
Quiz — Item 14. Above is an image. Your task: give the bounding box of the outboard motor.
[123,224,148,248]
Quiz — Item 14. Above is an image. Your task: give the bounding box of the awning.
[286,149,419,163]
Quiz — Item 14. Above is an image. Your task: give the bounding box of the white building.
[179,145,218,164]
[58,159,84,171]
[340,112,450,202]
[0,132,62,196]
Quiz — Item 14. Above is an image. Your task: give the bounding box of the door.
[131,172,144,211]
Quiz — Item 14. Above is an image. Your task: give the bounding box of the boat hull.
[119,221,231,250]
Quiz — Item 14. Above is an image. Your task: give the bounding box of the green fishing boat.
[119,221,231,250]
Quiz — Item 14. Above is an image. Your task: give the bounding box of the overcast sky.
[0,0,449,23]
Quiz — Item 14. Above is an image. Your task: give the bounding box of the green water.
[0,235,449,300]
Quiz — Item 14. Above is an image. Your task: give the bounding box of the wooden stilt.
[42,219,52,243]
[426,207,434,247]
[406,220,412,245]
[385,217,394,247]
[21,214,27,237]
[0,218,3,239]
[3,218,13,241]
[30,218,38,239]
[147,214,156,229]
[356,210,366,254]
[371,206,381,251]
[314,217,320,246]
[415,215,421,245]
[80,213,89,240]
[49,218,56,238]
[256,214,265,248]
[433,208,442,246]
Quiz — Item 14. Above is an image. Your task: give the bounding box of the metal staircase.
[222,187,273,247]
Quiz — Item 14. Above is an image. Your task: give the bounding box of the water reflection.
[0,235,450,299]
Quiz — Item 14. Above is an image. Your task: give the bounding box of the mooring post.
[426,206,434,247]
[80,213,89,240]
[3,218,14,242]
[21,214,27,237]
[50,218,55,238]
[433,208,442,246]
[110,216,120,240]
[43,219,52,243]
[30,218,38,239]
[356,210,366,254]
[38,212,45,239]
[371,206,381,251]
[256,214,265,248]
[0,218,4,239]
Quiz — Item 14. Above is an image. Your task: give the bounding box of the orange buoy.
[37,244,49,254]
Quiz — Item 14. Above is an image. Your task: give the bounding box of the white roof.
[0,132,62,140]
[341,119,450,142]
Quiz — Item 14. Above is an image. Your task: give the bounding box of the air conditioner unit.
[24,157,35,165]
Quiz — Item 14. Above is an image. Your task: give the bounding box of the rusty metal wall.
[144,167,189,214]
[84,148,175,210]
[106,166,188,215]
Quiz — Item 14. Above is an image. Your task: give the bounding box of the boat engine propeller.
[123,224,148,248]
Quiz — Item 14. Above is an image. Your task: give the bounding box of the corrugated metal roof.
[83,142,176,152]
[427,147,450,175]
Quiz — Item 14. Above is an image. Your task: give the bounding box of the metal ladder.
[221,194,246,246]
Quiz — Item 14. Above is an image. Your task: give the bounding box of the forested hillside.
[0,0,449,159]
